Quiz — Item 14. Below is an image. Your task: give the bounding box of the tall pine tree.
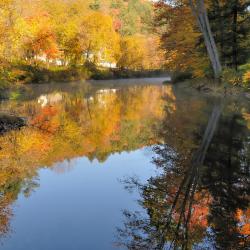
[209,0,250,70]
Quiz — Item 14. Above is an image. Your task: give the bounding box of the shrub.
[222,68,242,86]
[171,71,193,83]
[243,71,250,88]
[91,70,113,80]
[13,64,92,83]
[8,68,33,84]
[9,90,21,100]
[0,79,9,92]
[239,63,250,73]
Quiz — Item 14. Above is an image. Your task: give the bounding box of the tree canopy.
[0,0,164,72]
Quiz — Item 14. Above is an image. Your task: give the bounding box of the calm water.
[0,78,249,250]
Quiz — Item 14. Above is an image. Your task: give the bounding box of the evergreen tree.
[209,0,250,70]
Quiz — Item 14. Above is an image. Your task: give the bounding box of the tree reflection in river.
[0,83,249,247]
[117,95,250,249]
[202,112,250,250]
[0,84,172,238]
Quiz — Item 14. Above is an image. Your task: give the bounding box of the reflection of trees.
[156,103,223,250]
[0,85,168,169]
[0,177,39,238]
[117,96,250,249]
[202,113,250,249]
[0,85,169,237]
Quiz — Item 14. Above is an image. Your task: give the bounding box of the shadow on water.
[116,93,250,249]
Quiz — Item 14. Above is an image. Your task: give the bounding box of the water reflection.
[117,94,250,249]
[0,83,171,239]
[0,81,249,249]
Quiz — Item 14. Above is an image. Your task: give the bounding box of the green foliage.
[0,80,10,99]
[9,91,21,100]
[239,63,250,73]
[0,65,14,92]
[89,0,100,10]
[208,0,250,69]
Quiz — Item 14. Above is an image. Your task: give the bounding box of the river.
[0,78,249,250]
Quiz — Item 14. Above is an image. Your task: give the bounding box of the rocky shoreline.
[0,114,27,134]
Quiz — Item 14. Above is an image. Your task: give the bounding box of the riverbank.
[162,64,250,98]
[0,64,169,99]
[1,69,249,102]
[0,63,167,84]
[163,76,250,99]
[0,77,249,136]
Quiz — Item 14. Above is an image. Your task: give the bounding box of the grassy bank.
[173,79,249,96]
[163,64,250,96]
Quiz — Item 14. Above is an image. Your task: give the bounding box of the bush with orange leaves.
[30,106,60,133]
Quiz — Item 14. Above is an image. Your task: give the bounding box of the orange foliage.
[25,12,59,59]
[237,208,250,237]
[30,106,60,133]
[189,193,210,229]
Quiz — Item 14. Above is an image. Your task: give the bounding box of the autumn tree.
[23,12,59,64]
[155,2,209,77]
[83,12,120,64]
[0,0,27,63]
[117,35,147,70]
[42,0,91,65]
[0,0,164,83]
[156,0,222,78]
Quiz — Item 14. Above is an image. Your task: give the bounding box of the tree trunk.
[214,0,225,65]
[232,0,238,71]
[189,0,222,79]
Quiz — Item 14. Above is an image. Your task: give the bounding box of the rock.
[0,114,27,135]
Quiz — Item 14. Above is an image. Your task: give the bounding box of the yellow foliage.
[81,12,120,63]
[243,71,250,87]
[156,3,209,76]
[242,112,250,129]
[117,35,147,70]
[0,85,168,172]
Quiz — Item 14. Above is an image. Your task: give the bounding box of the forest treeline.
[155,0,250,86]
[0,0,164,86]
[0,0,250,87]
